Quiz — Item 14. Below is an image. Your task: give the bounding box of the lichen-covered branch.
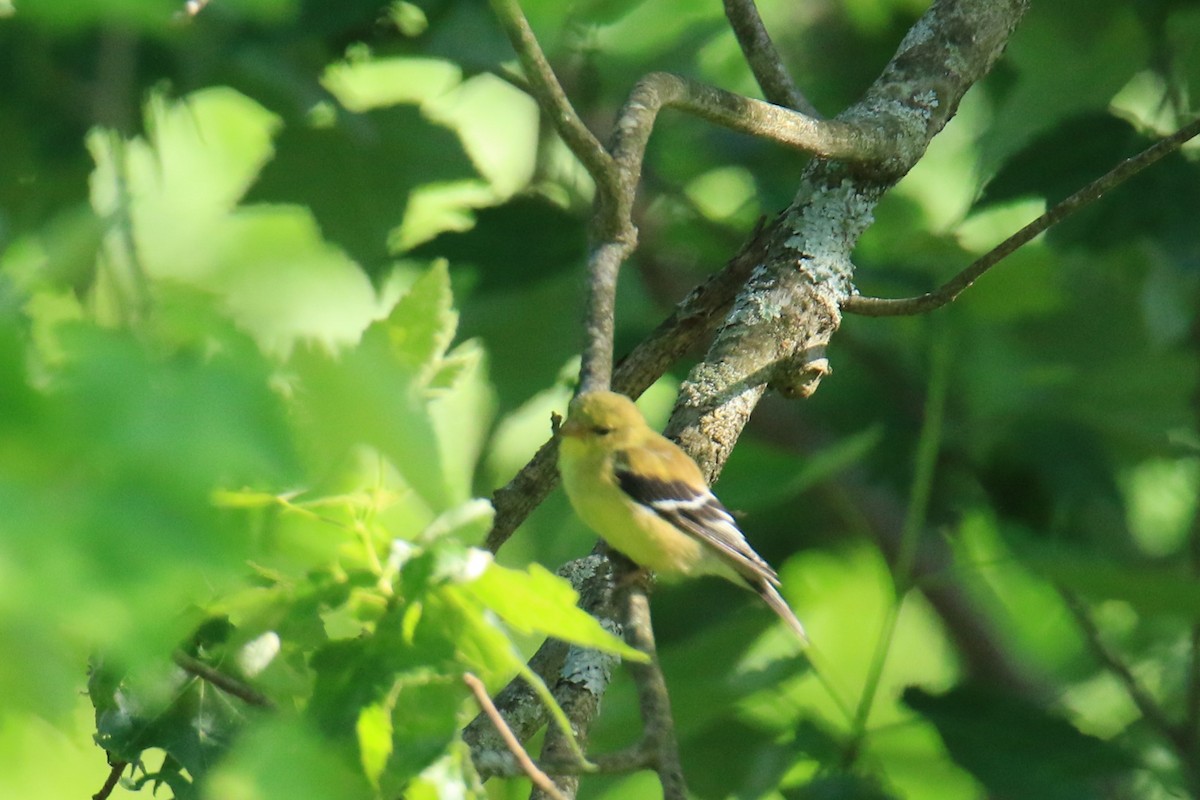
[665,0,1029,478]
[466,554,619,782]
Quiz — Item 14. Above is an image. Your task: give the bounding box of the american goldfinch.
[558,390,806,643]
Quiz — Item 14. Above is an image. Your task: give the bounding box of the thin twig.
[1186,621,1200,748]
[893,326,950,588]
[103,131,150,323]
[614,564,687,799]
[845,331,949,763]
[92,760,128,800]
[464,672,570,800]
[722,0,819,116]
[843,116,1200,317]
[614,72,882,178]
[463,635,571,760]
[1059,587,1200,793]
[844,602,901,766]
[466,745,654,780]
[487,0,617,202]
[1058,590,1179,745]
[579,240,633,393]
[172,651,274,709]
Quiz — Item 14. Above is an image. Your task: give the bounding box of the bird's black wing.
[613,449,780,587]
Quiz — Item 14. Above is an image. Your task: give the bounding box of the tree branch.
[172,651,273,709]
[628,72,881,163]
[92,760,128,800]
[723,0,819,116]
[467,554,621,779]
[1060,592,1180,753]
[464,672,568,800]
[665,0,1028,480]
[487,0,616,201]
[530,552,621,800]
[842,115,1200,317]
[614,561,687,800]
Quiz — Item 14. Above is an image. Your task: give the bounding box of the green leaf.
[1,318,296,671]
[980,1,1150,171]
[977,112,1200,264]
[786,774,899,800]
[247,102,479,271]
[308,619,451,740]
[376,677,466,797]
[904,684,1135,800]
[386,260,457,378]
[91,659,254,785]
[685,718,794,799]
[409,196,587,290]
[88,89,279,259]
[421,499,495,547]
[203,717,372,800]
[357,703,393,788]
[721,425,882,509]
[88,89,385,353]
[321,56,462,112]
[429,343,496,520]
[427,586,592,767]
[463,562,648,662]
[291,262,488,513]
[403,743,481,800]
[307,614,467,791]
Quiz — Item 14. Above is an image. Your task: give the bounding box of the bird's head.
[560,390,645,448]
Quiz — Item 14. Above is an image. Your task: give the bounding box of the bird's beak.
[559,415,585,438]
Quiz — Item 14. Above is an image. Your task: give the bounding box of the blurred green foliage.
[1,0,1199,798]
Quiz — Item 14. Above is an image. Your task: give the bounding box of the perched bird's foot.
[615,566,654,592]
[603,546,653,592]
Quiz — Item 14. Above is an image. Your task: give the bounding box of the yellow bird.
[558,390,806,643]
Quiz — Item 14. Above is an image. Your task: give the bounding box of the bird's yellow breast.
[559,438,709,576]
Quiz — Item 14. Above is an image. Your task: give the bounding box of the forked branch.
[723,0,819,116]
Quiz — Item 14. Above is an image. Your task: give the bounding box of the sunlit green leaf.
[357,702,393,788]
[463,562,647,662]
[203,717,371,800]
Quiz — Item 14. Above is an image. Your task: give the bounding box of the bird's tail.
[758,581,808,646]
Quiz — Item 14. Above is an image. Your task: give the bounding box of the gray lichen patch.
[784,177,879,301]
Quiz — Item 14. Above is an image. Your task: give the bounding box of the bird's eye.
[591,425,614,436]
